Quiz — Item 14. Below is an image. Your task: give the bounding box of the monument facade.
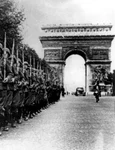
[39,24,114,94]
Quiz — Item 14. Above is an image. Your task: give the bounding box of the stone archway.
[63,49,86,93]
[39,24,114,95]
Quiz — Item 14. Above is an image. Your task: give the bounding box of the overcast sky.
[15,0,115,91]
[16,0,115,59]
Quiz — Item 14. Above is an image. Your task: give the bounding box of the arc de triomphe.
[39,24,114,95]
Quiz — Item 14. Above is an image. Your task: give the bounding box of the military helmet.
[9,54,16,59]
[23,61,29,70]
[3,48,10,56]
[17,58,21,63]
[23,61,29,66]
[17,58,22,67]
[9,55,17,63]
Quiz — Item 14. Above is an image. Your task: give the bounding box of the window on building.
[62,29,65,32]
[105,28,109,31]
[80,28,84,32]
[98,28,103,31]
[86,28,90,32]
[92,28,96,32]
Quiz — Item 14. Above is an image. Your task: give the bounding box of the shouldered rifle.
[3,32,6,80]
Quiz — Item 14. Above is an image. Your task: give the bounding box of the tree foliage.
[103,72,113,85]
[0,0,56,80]
[92,65,113,85]
[0,0,25,48]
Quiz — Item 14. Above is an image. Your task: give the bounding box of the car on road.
[75,87,85,96]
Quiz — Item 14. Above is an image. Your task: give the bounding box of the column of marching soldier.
[0,38,61,136]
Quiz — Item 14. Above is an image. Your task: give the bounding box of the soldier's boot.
[25,117,28,121]
[17,107,23,124]
[17,114,23,124]
[35,111,38,115]
[24,108,29,121]
[32,108,36,117]
[11,119,16,128]
[11,123,16,128]
[11,115,17,128]
[32,112,35,117]
[37,108,41,113]
[0,115,5,135]
[24,113,29,121]
[3,126,9,131]
[18,118,22,124]
[29,112,33,119]
[3,121,9,131]
[3,111,9,131]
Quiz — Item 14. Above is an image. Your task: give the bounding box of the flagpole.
[4,32,6,79]
[10,39,15,67]
[16,45,19,73]
[22,45,24,74]
[4,32,6,48]
[29,55,32,85]
[33,57,35,76]
[30,55,32,77]
[37,62,39,74]
[40,60,41,71]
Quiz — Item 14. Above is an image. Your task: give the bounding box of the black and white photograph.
[0,0,115,149]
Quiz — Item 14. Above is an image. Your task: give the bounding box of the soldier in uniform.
[16,58,24,124]
[0,43,5,135]
[34,73,41,114]
[55,81,61,101]
[34,75,42,113]
[40,73,48,109]
[33,71,43,115]
[28,70,36,118]
[23,61,30,121]
[10,55,19,127]
[36,74,44,109]
[2,47,13,131]
[46,80,53,104]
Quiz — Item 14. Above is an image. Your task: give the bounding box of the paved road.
[0,95,115,150]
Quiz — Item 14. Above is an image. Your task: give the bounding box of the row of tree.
[0,0,59,82]
[0,0,24,46]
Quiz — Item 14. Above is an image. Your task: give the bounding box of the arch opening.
[64,49,87,61]
[64,54,85,94]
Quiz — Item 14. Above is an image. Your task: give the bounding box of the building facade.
[39,24,114,95]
